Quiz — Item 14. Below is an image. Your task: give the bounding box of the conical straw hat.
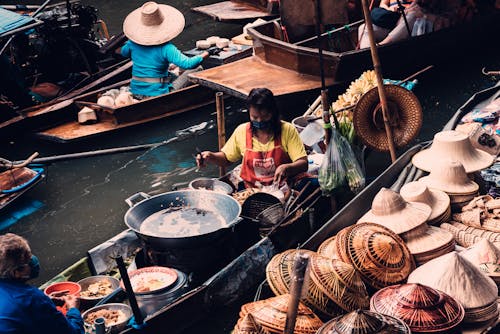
[317,236,340,260]
[412,130,494,173]
[265,250,344,317]
[461,239,500,284]
[233,313,271,334]
[400,182,450,222]
[123,2,185,46]
[418,160,479,195]
[370,283,464,333]
[316,309,411,334]
[407,252,498,313]
[240,294,324,334]
[345,223,415,289]
[358,188,431,234]
[309,256,370,312]
[400,224,455,264]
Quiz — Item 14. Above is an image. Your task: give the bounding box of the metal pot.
[124,190,242,250]
[188,177,233,195]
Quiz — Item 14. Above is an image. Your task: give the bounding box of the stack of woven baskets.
[358,188,455,265]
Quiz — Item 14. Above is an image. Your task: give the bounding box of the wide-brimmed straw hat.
[418,160,479,195]
[358,188,431,234]
[412,130,494,173]
[400,224,455,265]
[353,85,423,152]
[400,182,450,222]
[123,2,185,46]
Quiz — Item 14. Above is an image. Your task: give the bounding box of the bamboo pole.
[360,0,397,162]
[216,92,226,177]
[284,253,310,334]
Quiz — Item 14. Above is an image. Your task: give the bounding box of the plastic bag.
[318,131,346,195]
[337,134,366,194]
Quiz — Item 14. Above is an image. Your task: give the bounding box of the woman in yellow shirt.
[197,88,307,188]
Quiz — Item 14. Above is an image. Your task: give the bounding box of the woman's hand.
[196,151,212,168]
[62,295,80,310]
[274,164,289,185]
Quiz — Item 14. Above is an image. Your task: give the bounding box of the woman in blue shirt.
[0,233,84,334]
[121,2,210,97]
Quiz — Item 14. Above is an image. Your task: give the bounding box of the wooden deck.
[189,56,333,99]
[192,1,276,22]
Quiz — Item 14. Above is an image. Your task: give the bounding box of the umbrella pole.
[216,92,226,177]
[360,0,397,162]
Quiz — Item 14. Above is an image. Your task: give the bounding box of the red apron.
[240,124,292,188]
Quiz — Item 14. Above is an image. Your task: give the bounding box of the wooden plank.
[189,56,333,98]
[192,1,275,22]
[36,85,214,143]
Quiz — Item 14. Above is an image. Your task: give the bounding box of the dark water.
[0,1,499,329]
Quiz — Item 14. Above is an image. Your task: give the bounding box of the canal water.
[1,0,499,332]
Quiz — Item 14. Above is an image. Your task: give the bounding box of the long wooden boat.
[192,0,278,22]
[0,166,45,211]
[189,12,500,99]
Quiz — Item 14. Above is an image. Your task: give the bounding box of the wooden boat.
[192,0,278,22]
[189,13,500,99]
[0,166,45,211]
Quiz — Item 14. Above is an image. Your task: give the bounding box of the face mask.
[25,255,40,280]
[251,120,272,130]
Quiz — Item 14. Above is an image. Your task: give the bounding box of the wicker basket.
[233,313,271,334]
[317,236,339,260]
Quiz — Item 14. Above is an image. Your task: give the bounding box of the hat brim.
[412,146,494,173]
[123,4,185,46]
[403,226,454,256]
[426,188,451,221]
[358,202,431,234]
[419,176,479,195]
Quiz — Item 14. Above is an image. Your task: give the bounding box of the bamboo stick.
[284,253,309,334]
[360,0,397,162]
[303,95,322,117]
[216,92,226,177]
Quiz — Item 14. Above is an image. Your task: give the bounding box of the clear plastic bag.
[337,134,366,194]
[318,131,346,195]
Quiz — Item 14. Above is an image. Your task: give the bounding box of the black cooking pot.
[124,190,242,250]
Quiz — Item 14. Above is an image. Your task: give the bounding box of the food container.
[188,178,233,195]
[82,303,132,334]
[78,276,120,307]
[44,281,81,297]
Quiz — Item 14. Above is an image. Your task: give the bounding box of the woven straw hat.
[358,188,431,234]
[412,130,494,173]
[317,236,340,260]
[343,223,415,290]
[461,239,500,286]
[400,224,455,265]
[400,182,450,222]
[370,283,464,333]
[309,256,370,312]
[233,313,271,334]
[240,294,324,334]
[123,2,185,46]
[316,309,411,334]
[418,160,479,195]
[408,251,498,323]
[265,250,344,317]
[353,85,423,152]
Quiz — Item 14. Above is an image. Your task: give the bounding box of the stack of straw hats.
[317,236,340,260]
[370,283,464,333]
[358,188,455,264]
[333,222,415,289]
[400,181,451,226]
[439,221,500,248]
[238,294,324,334]
[233,313,271,334]
[452,195,500,232]
[412,130,494,173]
[265,249,370,317]
[408,251,499,324]
[461,239,500,287]
[418,160,480,210]
[316,309,411,334]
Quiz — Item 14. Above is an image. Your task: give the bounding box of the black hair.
[247,87,282,137]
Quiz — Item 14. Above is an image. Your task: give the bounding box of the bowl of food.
[78,276,120,306]
[82,303,132,333]
[122,266,179,295]
[188,178,233,195]
[44,281,81,298]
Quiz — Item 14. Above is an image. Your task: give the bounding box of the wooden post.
[284,252,310,334]
[216,92,226,177]
[360,0,397,162]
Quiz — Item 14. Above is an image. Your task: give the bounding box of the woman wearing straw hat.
[121,2,212,98]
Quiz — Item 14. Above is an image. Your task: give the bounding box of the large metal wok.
[124,190,242,250]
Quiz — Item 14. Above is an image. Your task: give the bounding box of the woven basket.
[233,313,271,334]
[317,236,339,260]
[239,294,324,334]
[370,283,464,333]
[334,226,355,265]
[309,255,370,312]
[353,85,423,152]
[345,223,415,289]
[316,309,411,334]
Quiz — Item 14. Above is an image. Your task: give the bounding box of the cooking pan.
[124,190,242,250]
